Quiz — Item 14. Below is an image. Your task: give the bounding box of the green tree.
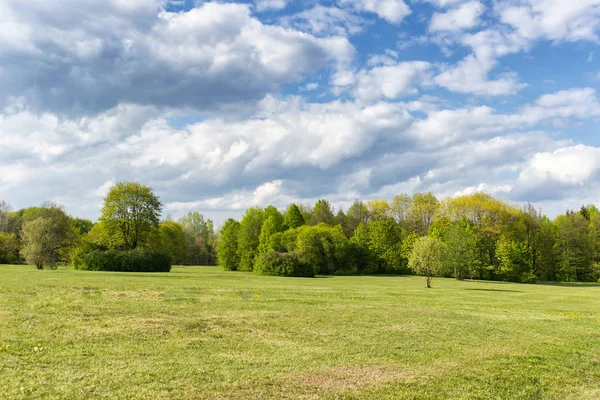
[178,212,216,265]
[408,236,448,288]
[159,221,188,265]
[0,232,19,264]
[70,218,93,236]
[345,200,369,235]
[283,204,305,230]
[445,221,480,280]
[264,205,284,232]
[21,217,68,269]
[495,236,535,283]
[237,208,264,271]
[217,219,241,271]
[407,192,439,236]
[258,216,278,256]
[554,213,594,281]
[391,194,412,225]
[296,224,350,275]
[99,182,162,250]
[310,199,334,225]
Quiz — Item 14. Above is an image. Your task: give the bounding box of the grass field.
[1,266,599,399]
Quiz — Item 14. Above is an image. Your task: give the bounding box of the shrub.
[73,249,171,272]
[254,251,315,277]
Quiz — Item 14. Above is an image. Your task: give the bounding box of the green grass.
[1,266,599,399]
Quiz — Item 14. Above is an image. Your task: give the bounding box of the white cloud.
[340,0,411,23]
[255,0,287,12]
[0,1,354,114]
[498,0,600,42]
[352,61,433,101]
[429,0,485,32]
[435,54,526,96]
[434,29,528,95]
[281,5,366,36]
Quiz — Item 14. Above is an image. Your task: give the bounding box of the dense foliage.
[216,194,600,282]
[254,251,314,277]
[72,249,171,272]
[4,187,600,282]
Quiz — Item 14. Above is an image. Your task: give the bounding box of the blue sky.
[1,0,600,224]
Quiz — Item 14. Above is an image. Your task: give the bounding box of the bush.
[254,251,315,277]
[73,249,171,272]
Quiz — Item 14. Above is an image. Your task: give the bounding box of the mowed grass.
[1,266,599,399]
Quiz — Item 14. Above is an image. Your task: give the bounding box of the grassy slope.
[0,265,599,399]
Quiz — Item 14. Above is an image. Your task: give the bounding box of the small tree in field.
[99,182,162,250]
[409,236,448,288]
[21,218,62,269]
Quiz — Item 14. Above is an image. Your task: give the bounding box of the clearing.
[1,265,599,399]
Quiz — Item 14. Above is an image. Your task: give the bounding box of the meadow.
[1,266,599,399]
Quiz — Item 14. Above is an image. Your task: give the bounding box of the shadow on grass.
[465,288,523,293]
[535,281,600,288]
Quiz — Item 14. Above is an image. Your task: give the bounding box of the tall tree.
[391,194,412,225]
[159,221,188,265]
[311,199,334,225]
[99,182,162,250]
[407,192,439,236]
[445,221,480,280]
[237,208,264,271]
[283,204,305,230]
[178,211,216,265]
[346,200,369,235]
[264,205,284,232]
[217,219,241,271]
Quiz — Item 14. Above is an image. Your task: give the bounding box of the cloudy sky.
[1,0,600,223]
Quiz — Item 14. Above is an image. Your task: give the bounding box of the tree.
[407,192,439,236]
[264,205,284,232]
[408,236,448,288]
[99,182,162,250]
[495,236,535,283]
[217,219,240,271]
[258,216,278,256]
[0,200,12,233]
[283,204,305,230]
[345,200,369,235]
[159,221,188,265]
[350,218,405,274]
[178,211,216,265]
[445,221,480,280]
[554,213,594,281]
[20,203,75,264]
[0,232,19,264]
[296,224,350,275]
[391,194,412,224]
[311,199,334,225]
[21,218,65,269]
[237,208,264,271]
[367,200,391,220]
[71,218,93,236]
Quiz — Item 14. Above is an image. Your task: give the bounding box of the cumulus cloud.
[339,0,411,23]
[3,86,599,220]
[497,0,600,42]
[281,5,367,36]
[429,0,485,32]
[255,0,287,12]
[0,1,353,114]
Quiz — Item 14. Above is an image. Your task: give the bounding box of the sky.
[1,0,600,224]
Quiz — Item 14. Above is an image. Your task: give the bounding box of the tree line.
[218,193,600,283]
[2,184,600,283]
[0,182,217,269]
